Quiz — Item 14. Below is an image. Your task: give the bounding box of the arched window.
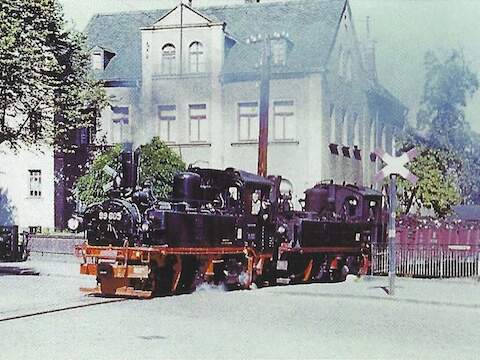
[345,52,353,81]
[342,109,348,145]
[391,132,396,156]
[338,47,344,77]
[329,104,336,144]
[352,113,359,146]
[189,41,204,73]
[161,44,176,74]
[381,126,387,151]
[370,117,376,153]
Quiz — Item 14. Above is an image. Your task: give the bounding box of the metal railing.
[372,244,480,278]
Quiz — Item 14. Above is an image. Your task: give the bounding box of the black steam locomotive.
[73,149,384,297]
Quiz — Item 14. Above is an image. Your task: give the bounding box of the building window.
[189,104,207,142]
[273,100,295,140]
[329,104,336,143]
[111,106,129,143]
[341,109,348,145]
[352,112,359,146]
[344,52,353,81]
[238,102,259,141]
[392,133,396,155]
[29,170,42,198]
[91,51,103,70]
[370,118,376,153]
[161,44,176,74]
[272,39,287,66]
[29,226,42,234]
[382,126,388,150]
[338,47,344,76]
[189,42,205,73]
[158,105,176,142]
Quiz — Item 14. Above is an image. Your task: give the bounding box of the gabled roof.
[84,0,347,81]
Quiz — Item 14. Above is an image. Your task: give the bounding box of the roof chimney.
[364,16,377,83]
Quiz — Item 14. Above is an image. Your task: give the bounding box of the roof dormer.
[271,34,293,66]
[90,46,116,71]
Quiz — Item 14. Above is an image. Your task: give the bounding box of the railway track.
[0,298,129,323]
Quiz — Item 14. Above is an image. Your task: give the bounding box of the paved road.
[1,257,479,359]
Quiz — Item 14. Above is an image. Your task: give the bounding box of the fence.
[27,234,85,256]
[372,244,480,278]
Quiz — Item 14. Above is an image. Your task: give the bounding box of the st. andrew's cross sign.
[373,147,418,185]
[374,147,418,296]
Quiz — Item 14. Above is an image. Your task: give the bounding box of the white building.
[0,147,54,232]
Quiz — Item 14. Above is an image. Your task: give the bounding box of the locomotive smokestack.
[121,143,140,190]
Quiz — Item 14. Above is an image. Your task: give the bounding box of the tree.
[0,0,106,150]
[417,49,478,151]
[74,138,186,206]
[414,49,480,205]
[396,127,462,217]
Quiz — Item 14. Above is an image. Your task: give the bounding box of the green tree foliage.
[397,131,461,217]
[403,49,479,211]
[0,0,106,149]
[75,138,186,206]
[417,49,478,151]
[74,145,122,206]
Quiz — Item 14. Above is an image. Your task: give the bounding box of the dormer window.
[189,41,205,73]
[92,51,103,70]
[90,47,115,71]
[162,44,176,74]
[271,38,289,66]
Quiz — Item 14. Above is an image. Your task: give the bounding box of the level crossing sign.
[373,147,418,185]
[373,147,418,296]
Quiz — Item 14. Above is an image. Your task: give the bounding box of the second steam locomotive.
[72,149,384,297]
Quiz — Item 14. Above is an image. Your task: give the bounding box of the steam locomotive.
[72,149,384,297]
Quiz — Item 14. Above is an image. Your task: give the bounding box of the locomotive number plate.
[99,211,122,221]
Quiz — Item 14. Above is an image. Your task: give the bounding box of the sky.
[59,0,480,132]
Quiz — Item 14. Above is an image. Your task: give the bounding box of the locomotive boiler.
[73,149,384,298]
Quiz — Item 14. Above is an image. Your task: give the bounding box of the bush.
[74,138,185,206]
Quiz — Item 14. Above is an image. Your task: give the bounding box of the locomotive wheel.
[151,257,175,296]
[175,256,199,294]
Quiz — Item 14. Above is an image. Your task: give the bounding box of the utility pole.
[246,32,288,177]
[387,174,397,295]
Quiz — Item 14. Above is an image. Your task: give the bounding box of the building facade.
[87,0,406,205]
[0,0,406,231]
[0,146,55,232]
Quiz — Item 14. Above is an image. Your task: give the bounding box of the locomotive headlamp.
[277,225,286,234]
[114,175,122,188]
[369,200,377,207]
[67,217,81,231]
[348,198,358,206]
[141,222,150,232]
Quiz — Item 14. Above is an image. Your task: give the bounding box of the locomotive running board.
[79,286,153,299]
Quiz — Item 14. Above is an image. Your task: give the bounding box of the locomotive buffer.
[374,147,418,296]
